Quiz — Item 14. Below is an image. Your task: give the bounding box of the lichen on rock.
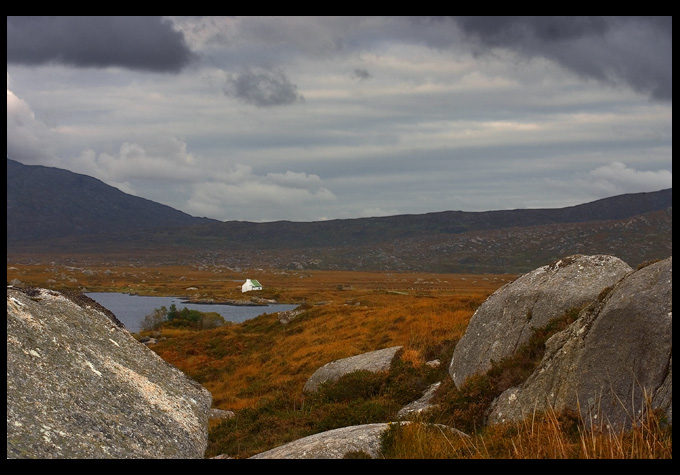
[7,287,213,459]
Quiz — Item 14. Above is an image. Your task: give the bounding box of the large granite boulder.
[250,423,391,459]
[249,422,467,459]
[303,346,402,393]
[449,255,632,388]
[7,287,213,459]
[487,257,672,429]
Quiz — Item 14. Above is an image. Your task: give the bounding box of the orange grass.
[7,263,511,412]
[150,289,500,411]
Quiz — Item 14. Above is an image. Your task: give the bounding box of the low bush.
[314,370,387,404]
[140,304,226,331]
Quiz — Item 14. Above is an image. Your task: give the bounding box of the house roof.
[246,279,262,287]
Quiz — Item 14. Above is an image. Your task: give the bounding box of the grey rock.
[211,453,233,459]
[249,423,391,459]
[209,408,235,421]
[487,257,672,429]
[303,346,402,393]
[248,422,468,459]
[7,287,212,459]
[397,382,442,419]
[278,307,305,324]
[449,254,632,388]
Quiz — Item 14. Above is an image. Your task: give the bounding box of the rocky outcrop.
[303,346,402,393]
[449,255,632,388]
[487,257,672,429]
[7,287,213,459]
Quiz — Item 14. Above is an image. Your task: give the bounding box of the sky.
[7,16,673,223]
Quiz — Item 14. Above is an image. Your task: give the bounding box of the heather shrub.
[314,370,387,404]
[198,312,227,330]
[315,399,396,432]
[383,356,436,405]
[380,422,478,459]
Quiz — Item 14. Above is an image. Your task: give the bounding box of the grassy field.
[6,263,671,459]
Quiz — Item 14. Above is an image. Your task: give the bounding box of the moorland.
[6,160,672,457]
[6,263,672,459]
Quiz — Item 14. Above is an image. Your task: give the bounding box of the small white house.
[242,278,263,293]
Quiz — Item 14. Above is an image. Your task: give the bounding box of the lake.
[85,292,298,333]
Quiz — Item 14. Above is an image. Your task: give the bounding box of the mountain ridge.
[6,158,672,273]
[7,158,217,242]
[187,187,673,248]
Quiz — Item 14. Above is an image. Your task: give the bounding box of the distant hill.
[171,188,673,249]
[6,158,671,273]
[7,158,217,242]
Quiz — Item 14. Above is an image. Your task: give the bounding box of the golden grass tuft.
[400,348,423,367]
[384,397,672,459]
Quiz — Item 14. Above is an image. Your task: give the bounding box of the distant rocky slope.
[7,286,212,459]
[6,158,671,274]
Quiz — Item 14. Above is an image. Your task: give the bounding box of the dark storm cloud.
[452,16,672,101]
[7,16,196,73]
[455,16,610,44]
[223,68,305,107]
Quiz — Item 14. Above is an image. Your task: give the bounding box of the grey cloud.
[455,16,610,44]
[452,16,672,101]
[7,16,196,73]
[223,68,305,107]
[169,17,671,101]
[353,68,371,80]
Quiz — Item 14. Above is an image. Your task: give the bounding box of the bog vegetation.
[6,264,672,459]
[141,304,226,331]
